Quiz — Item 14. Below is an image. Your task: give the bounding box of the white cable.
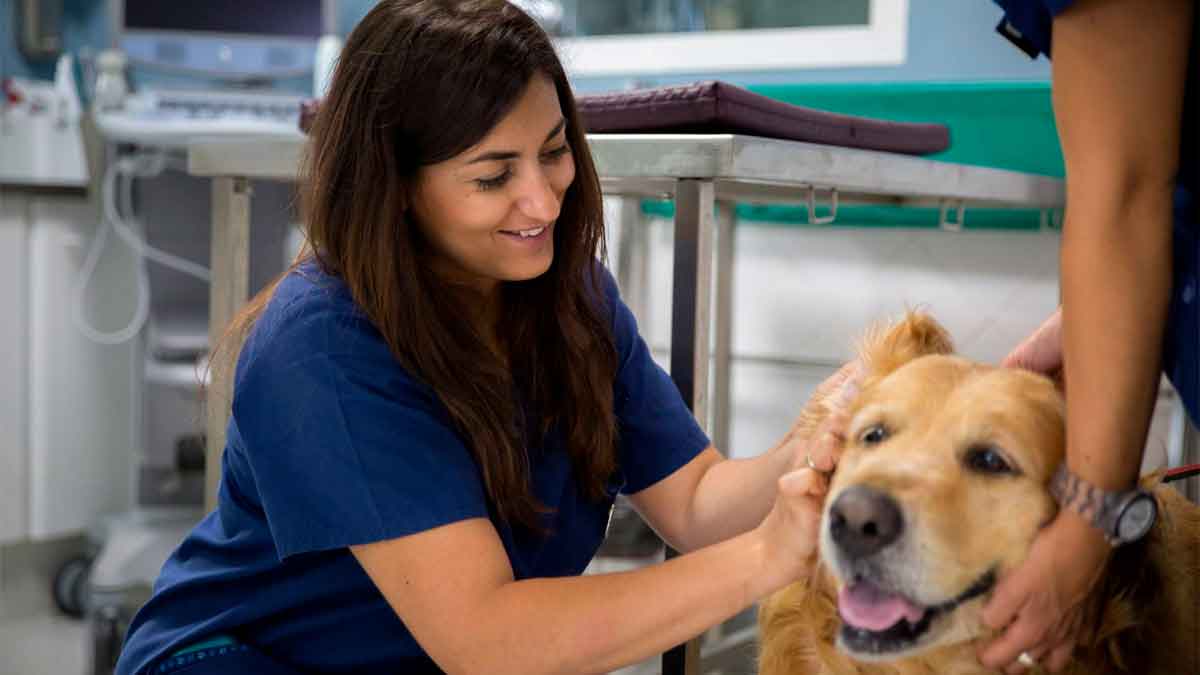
[108,154,212,282]
[71,170,150,345]
[72,151,213,345]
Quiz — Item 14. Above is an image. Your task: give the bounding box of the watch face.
[1117,495,1157,542]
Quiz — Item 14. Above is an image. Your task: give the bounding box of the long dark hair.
[220,0,617,532]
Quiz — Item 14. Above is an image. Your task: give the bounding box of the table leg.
[712,201,736,457]
[663,179,715,675]
[205,176,252,511]
[615,197,651,329]
[668,180,714,431]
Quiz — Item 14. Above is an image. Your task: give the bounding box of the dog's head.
[821,313,1065,662]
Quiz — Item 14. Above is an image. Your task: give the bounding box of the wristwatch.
[1049,464,1158,546]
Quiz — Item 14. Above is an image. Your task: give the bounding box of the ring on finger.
[805,453,831,476]
[1017,652,1037,668]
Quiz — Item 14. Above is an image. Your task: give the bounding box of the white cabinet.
[0,188,137,544]
[0,191,31,544]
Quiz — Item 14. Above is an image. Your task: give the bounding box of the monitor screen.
[120,0,325,81]
[124,1,323,39]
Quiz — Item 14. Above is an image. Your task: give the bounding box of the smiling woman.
[111,2,864,674]
[410,78,576,292]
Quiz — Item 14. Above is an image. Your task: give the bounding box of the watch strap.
[1049,464,1121,545]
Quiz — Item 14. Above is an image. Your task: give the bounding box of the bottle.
[53,53,81,127]
[93,49,129,112]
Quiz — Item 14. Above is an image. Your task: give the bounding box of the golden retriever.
[758,313,1200,675]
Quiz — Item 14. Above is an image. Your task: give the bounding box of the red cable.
[1163,463,1200,483]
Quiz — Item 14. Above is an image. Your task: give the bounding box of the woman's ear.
[857,311,955,381]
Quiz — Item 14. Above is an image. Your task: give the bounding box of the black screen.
[124,1,323,38]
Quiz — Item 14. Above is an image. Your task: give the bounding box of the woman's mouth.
[499,224,551,242]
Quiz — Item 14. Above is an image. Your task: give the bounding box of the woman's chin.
[502,254,554,283]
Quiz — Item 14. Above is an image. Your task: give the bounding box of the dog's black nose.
[829,486,904,559]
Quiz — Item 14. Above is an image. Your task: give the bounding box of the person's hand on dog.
[784,360,862,475]
[757,434,838,591]
[755,361,860,591]
[811,359,864,410]
[994,306,1110,672]
[978,509,1110,673]
[1002,308,1064,389]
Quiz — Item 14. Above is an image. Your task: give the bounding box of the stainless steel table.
[189,132,1067,675]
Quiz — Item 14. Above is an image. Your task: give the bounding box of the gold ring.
[806,453,833,476]
[1017,652,1037,668]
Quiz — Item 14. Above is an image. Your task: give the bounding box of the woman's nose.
[515,167,561,223]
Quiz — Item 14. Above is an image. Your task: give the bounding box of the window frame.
[554,0,908,76]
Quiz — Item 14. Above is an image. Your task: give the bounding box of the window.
[559,0,870,36]
[547,0,907,76]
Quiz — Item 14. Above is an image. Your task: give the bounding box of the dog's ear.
[858,311,954,379]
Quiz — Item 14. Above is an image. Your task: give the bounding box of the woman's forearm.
[1051,0,1191,492]
[1060,184,1173,490]
[670,364,859,551]
[458,530,780,675]
[679,441,793,549]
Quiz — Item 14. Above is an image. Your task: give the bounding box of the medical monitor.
[117,0,329,80]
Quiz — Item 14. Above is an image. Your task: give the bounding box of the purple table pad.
[576,81,950,156]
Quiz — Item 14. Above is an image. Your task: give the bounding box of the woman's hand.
[755,465,830,589]
[1003,309,1064,386]
[978,510,1111,673]
[813,359,864,406]
[787,410,850,477]
[785,360,862,474]
[746,360,861,588]
[757,410,852,589]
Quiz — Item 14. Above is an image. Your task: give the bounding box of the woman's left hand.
[785,360,862,475]
[978,509,1111,673]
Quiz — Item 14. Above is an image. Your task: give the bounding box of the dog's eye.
[860,425,889,445]
[964,446,1015,475]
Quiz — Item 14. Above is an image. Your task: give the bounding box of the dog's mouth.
[837,569,996,656]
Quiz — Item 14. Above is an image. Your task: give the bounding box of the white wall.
[0,190,31,544]
[618,213,1059,459]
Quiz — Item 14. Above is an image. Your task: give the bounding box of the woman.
[982,0,1194,673]
[114,2,852,673]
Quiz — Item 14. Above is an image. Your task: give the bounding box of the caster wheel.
[52,555,93,619]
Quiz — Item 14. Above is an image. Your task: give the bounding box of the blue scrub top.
[116,261,710,675]
[995,0,1200,421]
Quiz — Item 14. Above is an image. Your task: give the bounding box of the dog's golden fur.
[758,313,1200,675]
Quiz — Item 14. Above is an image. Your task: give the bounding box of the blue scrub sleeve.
[232,306,489,560]
[604,270,711,495]
[993,0,1077,57]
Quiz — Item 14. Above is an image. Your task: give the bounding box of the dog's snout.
[829,486,904,559]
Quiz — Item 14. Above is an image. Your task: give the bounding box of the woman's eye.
[860,425,888,445]
[475,169,512,192]
[964,446,1014,475]
[540,144,571,162]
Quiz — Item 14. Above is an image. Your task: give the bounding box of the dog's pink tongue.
[838,582,926,632]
